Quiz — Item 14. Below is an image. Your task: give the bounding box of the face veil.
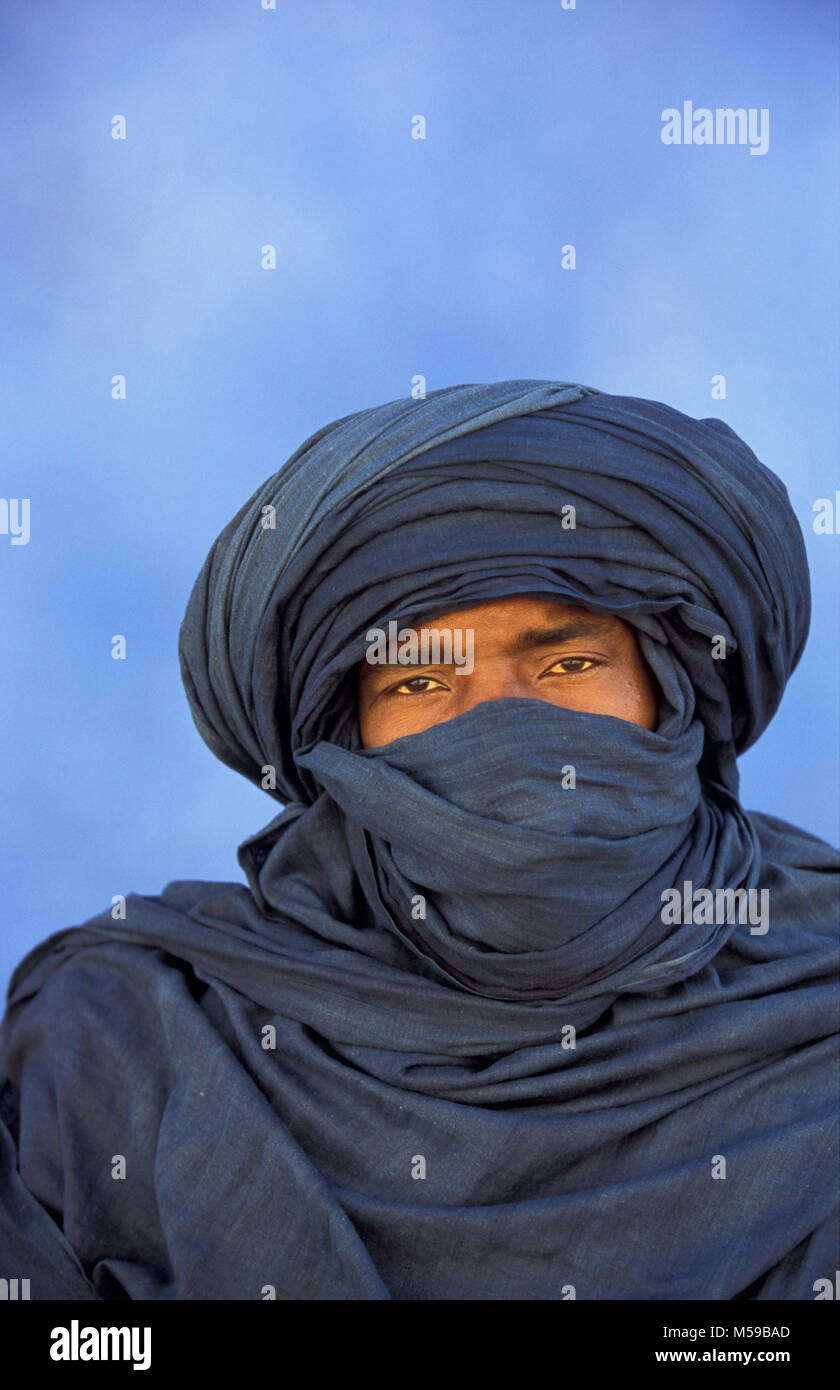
[1,380,837,1302]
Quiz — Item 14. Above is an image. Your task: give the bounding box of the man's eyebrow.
[510,618,616,651]
[357,615,618,679]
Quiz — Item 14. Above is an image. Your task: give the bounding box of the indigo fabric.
[1,381,838,1300]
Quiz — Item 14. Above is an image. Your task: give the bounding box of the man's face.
[357,596,659,749]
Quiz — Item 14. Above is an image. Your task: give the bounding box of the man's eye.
[546,657,597,675]
[392,676,446,695]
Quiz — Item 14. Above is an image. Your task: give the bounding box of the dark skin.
[357,596,659,749]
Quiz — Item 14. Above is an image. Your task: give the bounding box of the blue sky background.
[1,0,838,994]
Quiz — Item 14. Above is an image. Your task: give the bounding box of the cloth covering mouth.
[293,697,756,1002]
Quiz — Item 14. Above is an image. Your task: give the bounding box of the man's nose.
[456,668,538,710]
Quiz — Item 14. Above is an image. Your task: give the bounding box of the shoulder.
[1,876,258,1072]
[749,809,840,871]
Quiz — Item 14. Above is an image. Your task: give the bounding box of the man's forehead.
[357,600,627,679]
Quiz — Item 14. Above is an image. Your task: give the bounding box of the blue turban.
[1,380,837,1301]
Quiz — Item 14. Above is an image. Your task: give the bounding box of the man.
[1,380,837,1299]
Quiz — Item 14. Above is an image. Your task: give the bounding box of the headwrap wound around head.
[178,380,809,807]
